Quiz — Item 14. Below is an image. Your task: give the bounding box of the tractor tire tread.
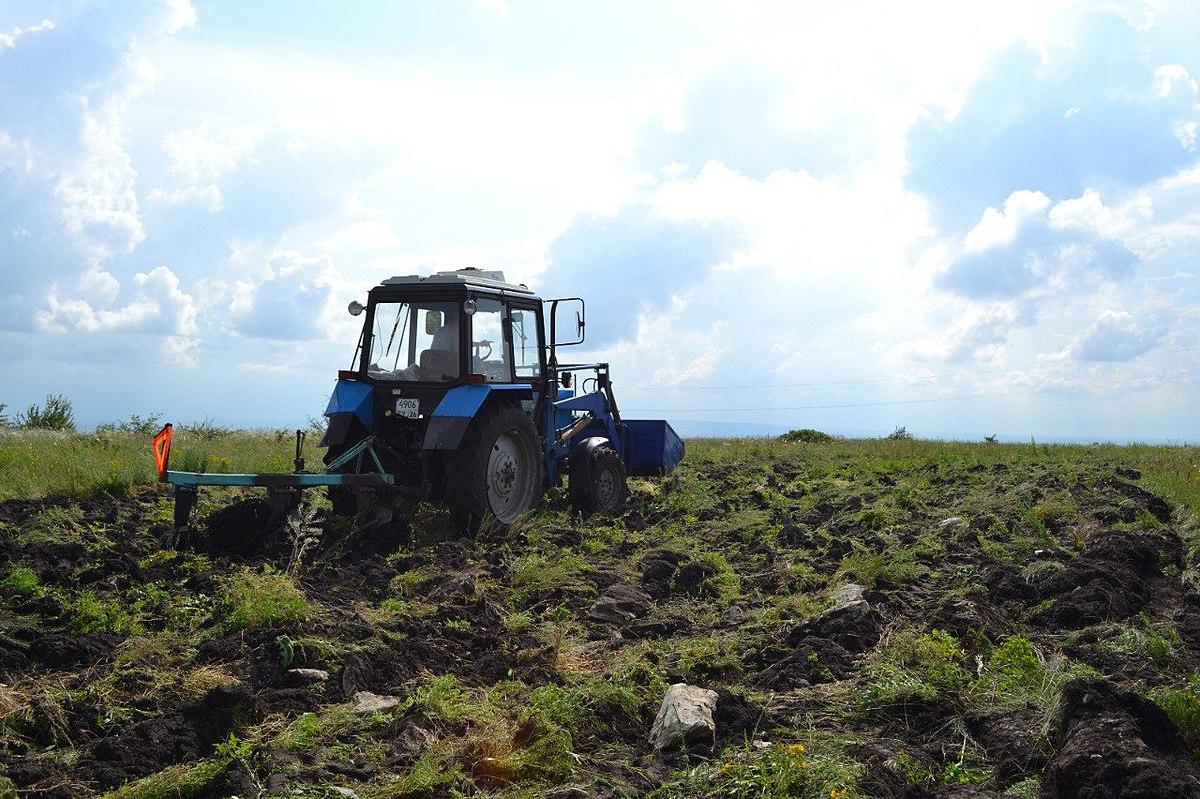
[569,443,628,517]
[444,401,543,533]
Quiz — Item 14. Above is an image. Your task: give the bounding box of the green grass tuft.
[215,567,309,632]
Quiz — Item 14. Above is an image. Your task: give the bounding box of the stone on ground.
[649,683,718,751]
[589,582,653,623]
[350,691,400,714]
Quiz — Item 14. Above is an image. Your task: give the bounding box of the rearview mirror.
[546,297,585,348]
[425,310,444,335]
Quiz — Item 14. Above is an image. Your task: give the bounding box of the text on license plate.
[395,398,420,418]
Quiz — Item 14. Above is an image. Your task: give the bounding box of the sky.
[1,0,1198,442]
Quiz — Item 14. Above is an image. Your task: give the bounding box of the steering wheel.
[473,339,493,359]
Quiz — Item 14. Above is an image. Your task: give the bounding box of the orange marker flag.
[152,423,173,479]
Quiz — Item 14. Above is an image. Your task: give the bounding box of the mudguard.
[321,379,374,447]
[324,379,373,428]
[422,383,535,450]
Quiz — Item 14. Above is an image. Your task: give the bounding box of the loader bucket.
[622,420,685,477]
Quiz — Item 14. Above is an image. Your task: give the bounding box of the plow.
[151,268,685,542]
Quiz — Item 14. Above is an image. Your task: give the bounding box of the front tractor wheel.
[446,402,544,532]
[569,442,628,517]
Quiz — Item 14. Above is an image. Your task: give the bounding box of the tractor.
[154,268,685,537]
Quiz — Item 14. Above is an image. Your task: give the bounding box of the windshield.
[366,301,460,382]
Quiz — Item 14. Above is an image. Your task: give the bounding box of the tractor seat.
[419,349,458,381]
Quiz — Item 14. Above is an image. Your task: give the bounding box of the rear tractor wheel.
[568,442,628,517]
[445,402,544,533]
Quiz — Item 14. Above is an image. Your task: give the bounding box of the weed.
[511,550,593,608]
[96,413,164,436]
[838,542,923,588]
[780,429,835,443]
[216,567,308,632]
[2,565,40,595]
[275,634,296,669]
[100,759,228,799]
[862,628,968,708]
[1004,778,1040,797]
[699,550,742,600]
[70,589,143,634]
[660,736,862,799]
[284,504,321,575]
[1102,620,1181,667]
[970,635,1095,738]
[1149,676,1200,750]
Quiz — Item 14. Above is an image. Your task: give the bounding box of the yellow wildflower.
[721,762,735,773]
[785,743,806,756]
[830,788,847,799]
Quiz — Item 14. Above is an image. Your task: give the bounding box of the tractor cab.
[356,269,544,388]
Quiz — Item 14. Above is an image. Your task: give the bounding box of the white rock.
[833,583,866,607]
[287,668,331,684]
[939,516,965,528]
[351,691,400,714]
[649,683,718,750]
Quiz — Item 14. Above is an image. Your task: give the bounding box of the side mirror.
[546,297,585,348]
[348,300,365,316]
[560,372,572,388]
[425,310,444,335]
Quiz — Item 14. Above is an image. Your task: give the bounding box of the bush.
[885,426,914,441]
[216,567,309,631]
[780,428,834,443]
[96,412,164,436]
[184,418,233,440]
[21,394,75,431]
[0,403,11,429]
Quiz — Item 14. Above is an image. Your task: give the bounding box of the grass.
[862,627,969,708]
[1149,676,1200,752]
[215,567,309,632]
[0,427,326,501]
[1,427,1198,797]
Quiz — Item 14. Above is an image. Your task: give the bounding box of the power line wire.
[618,345,1200,391]
[622,368,1196,414]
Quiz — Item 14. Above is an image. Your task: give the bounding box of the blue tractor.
[156,268,685,536]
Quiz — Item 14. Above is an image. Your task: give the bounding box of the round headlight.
[463,299,477,316]
[348,300,365,316]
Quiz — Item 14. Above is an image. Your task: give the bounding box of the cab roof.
[377,268,536,296]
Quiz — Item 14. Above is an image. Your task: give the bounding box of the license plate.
[395,398,420,419]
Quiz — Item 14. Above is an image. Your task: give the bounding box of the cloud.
[1069,309,1173,362]
[906,11,1200,232]
[540,205,741,346]
[229,251,338,341]
[637,61,866,181]
[894,301,1028,363]
[148,123,265,211]
[34,265,200,365]
[0,0,192,331]
[936,190,1138,299]
[0,18,55,51]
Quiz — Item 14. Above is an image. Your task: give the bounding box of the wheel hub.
[486,430,532,522]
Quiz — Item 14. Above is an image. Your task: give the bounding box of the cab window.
[367,301,460,382]
[470,299,514,382]
[509,307,541,379]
